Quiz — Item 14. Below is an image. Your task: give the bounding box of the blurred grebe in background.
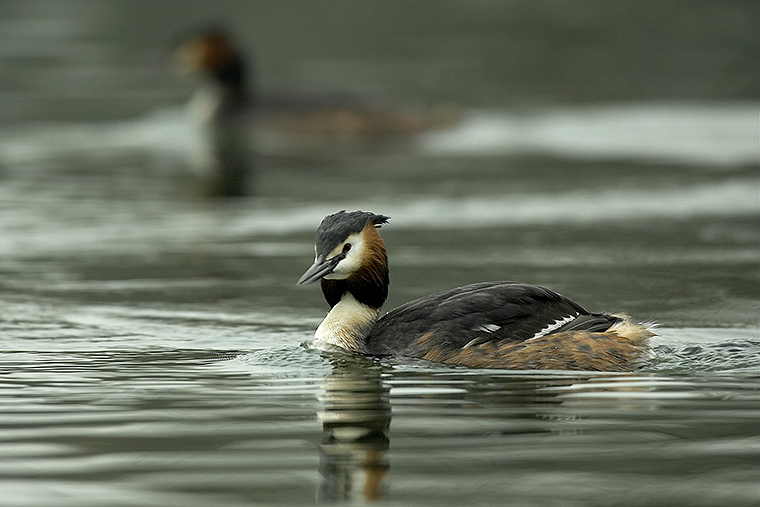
[176,28,459,197]
[177,29,253,198]
[298,210,656,372]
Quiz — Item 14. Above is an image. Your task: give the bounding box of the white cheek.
[324,236,364,279]
[324,253,361,279]
[323,259,346,279]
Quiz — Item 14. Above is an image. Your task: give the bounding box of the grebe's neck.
[212,53,249,106]
[314,292,380,353]
[316,239,389,353]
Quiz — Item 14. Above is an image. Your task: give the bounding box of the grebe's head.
[176,28,243,78]
[298,210,389,285]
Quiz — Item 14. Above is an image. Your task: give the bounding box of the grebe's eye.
[342,243,352,253]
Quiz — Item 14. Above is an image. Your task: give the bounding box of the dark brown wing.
[365,282,617,356]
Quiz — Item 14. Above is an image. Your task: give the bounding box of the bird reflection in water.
[317,358,391,503]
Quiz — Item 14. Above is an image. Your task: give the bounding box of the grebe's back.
[367,282,651,370]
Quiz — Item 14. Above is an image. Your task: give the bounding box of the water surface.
[0,1,758,506]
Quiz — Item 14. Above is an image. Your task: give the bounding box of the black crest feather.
[315,210,390,257]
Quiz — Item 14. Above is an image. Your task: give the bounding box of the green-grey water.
[0,1,758,506]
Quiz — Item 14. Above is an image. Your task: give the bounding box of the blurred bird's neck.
[191,55,250,123]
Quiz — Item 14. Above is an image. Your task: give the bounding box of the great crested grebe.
[298,210,655,371]
[178,29,253,197]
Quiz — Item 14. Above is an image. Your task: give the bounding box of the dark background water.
[0,0,757,124]
[0,1,758,506]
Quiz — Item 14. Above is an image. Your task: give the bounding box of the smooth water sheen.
[0,2,758,506]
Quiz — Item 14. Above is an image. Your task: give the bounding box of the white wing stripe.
[477,323,501,333]
[528,314,577,340]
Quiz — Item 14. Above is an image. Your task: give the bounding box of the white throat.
[187,85,222,124]
[314,293,380,353]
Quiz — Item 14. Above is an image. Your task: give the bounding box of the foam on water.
[420,103,760,166]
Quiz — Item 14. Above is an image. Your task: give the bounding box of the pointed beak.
[297,254,342,285]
